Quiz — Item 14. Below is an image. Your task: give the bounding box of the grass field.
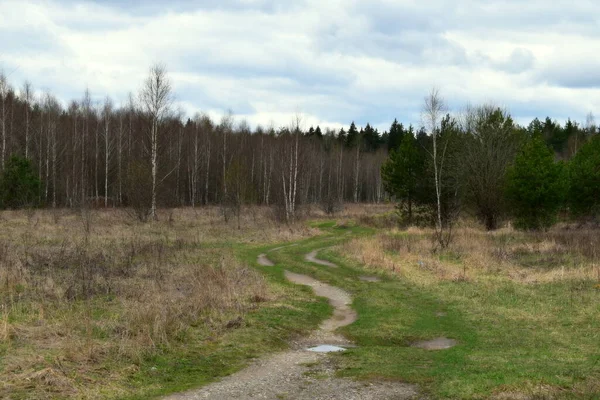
[1,205,599,399]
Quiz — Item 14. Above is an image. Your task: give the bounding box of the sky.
[1,0,599,131]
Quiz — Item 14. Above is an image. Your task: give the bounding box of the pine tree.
[387,119,404,151]
[315,126,323,138]
[0,155,41,209]
[338,127,347,143]
[363,123,380,151]
[346,122,359,148]
[506,136,568,230]
[381,129,424,224]
[569,135,600,218]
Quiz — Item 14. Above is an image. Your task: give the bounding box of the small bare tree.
[102,97,113,207]
[422,88,451,248]
[280,114,302,223]
[0,72,8,168]
[139,64,173,220]
[22,81,33,159]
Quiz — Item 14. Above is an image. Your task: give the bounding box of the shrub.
[0,155,41,209]
[124,161,153,222]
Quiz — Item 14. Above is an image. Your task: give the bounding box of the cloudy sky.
[1,0,599,130]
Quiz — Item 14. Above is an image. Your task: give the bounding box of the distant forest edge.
[0,66,597,223]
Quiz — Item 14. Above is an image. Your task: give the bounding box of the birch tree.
[0,73,8,168]
[22,81,33,159]
[139,64,172,220]
[280,115,302,222]
[422,88,450,248]
[102,97,113,207]
[81,89,91,203]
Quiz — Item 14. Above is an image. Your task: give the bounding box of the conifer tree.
[506,135,567,230]
[569,135,600,218]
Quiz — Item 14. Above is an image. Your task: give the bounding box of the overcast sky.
[1,0,599,131]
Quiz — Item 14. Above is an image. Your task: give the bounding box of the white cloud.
[1,0,599,130]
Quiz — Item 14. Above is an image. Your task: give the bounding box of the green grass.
[255,223,600,399]
[8,217,598,399]
[116,250,332,399]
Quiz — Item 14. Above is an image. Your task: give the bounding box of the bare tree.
[461,105,520,230]
[22,81,33,159]
[117,109,124,205]
[139,64,173,220]
[280,114,302,222]
[422,88,449,248]
[202,115,213,205]
[0,72,8,168]
[81,89,92,204]
[586,112,597,136]
[68,100,79,206]
[102,97,113,207]
[220,111,234,202]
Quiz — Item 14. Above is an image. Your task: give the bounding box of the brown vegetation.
[0,206,318,398]
[344,219,600,285]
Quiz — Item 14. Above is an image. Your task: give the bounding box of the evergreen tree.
[387,119,404,151]
[381,129,425,224]
[569,135,600,218]
[307,126,315,137]
[505,136,568,230]
[346,122,359,147]
[0,155,41,209]
[527,117,543,138]
[315,125,323,138]
[542,117,569,154]
[338,127,347,144]
[363,123,380,151]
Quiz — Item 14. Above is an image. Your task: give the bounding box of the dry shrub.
[357,212,400,229]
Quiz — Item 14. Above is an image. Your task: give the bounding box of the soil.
[258,254,275,266]
[305,249,338,268]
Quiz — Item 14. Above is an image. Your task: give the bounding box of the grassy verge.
[302,224,600,399]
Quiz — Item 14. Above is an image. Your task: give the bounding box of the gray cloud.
[0,0,599,129]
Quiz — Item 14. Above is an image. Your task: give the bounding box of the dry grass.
[341,219,600,398]
[0,206,320,399]
[343,222,600,286]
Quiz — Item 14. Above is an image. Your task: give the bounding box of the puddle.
[257,254,275,266]
[306,345,346,353]
[359,276,381,282]
[305,249,338,268]
[412,337,457,350]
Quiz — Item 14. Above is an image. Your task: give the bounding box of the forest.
[0,65,598,229]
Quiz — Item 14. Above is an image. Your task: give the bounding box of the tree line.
[0,66,388,221]
[0,67,598,226]
[382,91,600,243]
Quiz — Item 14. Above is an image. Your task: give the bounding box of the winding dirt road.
[163,251,419,400]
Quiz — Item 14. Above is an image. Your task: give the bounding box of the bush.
[320,193,344,216]
[124,161,153,222]
[505,136,568,230]
[569,135,600,219]
[0,155,41,209]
